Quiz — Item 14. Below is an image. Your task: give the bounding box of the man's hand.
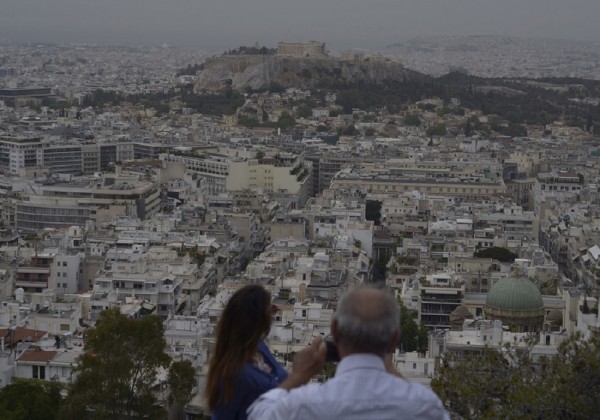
[279,336,327,391]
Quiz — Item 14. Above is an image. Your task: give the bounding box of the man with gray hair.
[248,286,449,419]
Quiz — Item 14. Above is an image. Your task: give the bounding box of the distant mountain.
[385,35,600,80]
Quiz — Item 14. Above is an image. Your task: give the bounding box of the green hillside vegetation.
[82,63,600,135]
[432,332,600,418]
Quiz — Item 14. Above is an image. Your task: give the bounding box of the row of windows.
[540,184,580,191]
[337,182,500,194]
[18,207,88,216]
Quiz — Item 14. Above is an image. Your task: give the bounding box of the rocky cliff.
[194,56,424,92]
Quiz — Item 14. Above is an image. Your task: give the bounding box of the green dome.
[486,277,544,313]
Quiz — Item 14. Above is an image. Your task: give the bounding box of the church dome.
[486,276,544,316]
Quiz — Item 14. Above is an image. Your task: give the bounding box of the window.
[63,283,67,288]
[301,309,307,318]
[413,363,417,369]
[62,262,67,267]
[32,365,45,379]
[63,273,67,277]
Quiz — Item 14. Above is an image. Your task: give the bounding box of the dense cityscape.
[0,36,599,418]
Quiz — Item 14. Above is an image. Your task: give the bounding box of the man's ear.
[388,329,400,353]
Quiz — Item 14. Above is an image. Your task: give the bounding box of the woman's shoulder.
[257,340,270,353]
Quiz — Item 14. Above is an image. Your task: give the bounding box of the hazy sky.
[2,0,600,50]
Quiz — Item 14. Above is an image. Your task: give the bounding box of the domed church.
[485,276,545,332]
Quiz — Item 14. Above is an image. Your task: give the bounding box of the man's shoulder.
[390,378,442,402]
[329,370,444,406]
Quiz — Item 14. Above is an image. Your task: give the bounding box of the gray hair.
[334,286,400,354]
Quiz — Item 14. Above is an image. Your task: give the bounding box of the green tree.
[0,379,62,420]
[167,360,196,420]
[277,112,296,130]
[296,104,313,118]
[432,333,600,419]
[474,246,517,262]
[497,122,527,138]
[403,114,421,127]
[464,118,472,137]
[398,304,429,353]
[153,103,170,117]
[237,114,260,128]
[426,123,447,137]
[342,125,358,136]
[372,252,391,283]
[268,82,285,93]
[62,308,194,419]
[365,200,382,225]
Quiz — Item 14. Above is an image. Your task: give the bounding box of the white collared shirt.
[248,353,450,420]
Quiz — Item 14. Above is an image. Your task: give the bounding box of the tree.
[167,360,196,420]
[372,252,391,283]
[296,104,312,118]
[403,114,421,127]
[432,333,600,419]
[268,82,285,93]
[426,123,447,137]
[464,118,472,137]
[497,122,527,138]
[365,200,382,225]
[342,125,357,136]
[0,379,62,420]
[586,114,594,132]
[398,304,429,353]
[277,112,296,130]
[62,308,194,419]
[474,246,517,262]
[237,114,260,128]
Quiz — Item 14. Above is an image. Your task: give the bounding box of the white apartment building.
[227,153,312,208]
[160,152,229,195]
[0,135,134,175]
[50,253,84,294]
[12,177,160,231]
[534,171,582,217]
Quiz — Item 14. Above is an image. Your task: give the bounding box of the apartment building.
[0,135,134,175]
[331,167,506,200]
[227,153,312,209]
[12,177,160,231]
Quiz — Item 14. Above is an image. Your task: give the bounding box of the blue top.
[211,340,287,420]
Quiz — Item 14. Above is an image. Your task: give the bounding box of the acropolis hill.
[194,41,422,92]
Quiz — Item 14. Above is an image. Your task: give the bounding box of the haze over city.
[1,0,600,418]
[2,0,600,49]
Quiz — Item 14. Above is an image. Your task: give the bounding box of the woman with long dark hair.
[205,285,287,420]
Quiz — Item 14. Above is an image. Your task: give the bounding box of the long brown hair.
[205,285,273,411]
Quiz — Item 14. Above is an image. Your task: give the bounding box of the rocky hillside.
[194,55,425,92]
